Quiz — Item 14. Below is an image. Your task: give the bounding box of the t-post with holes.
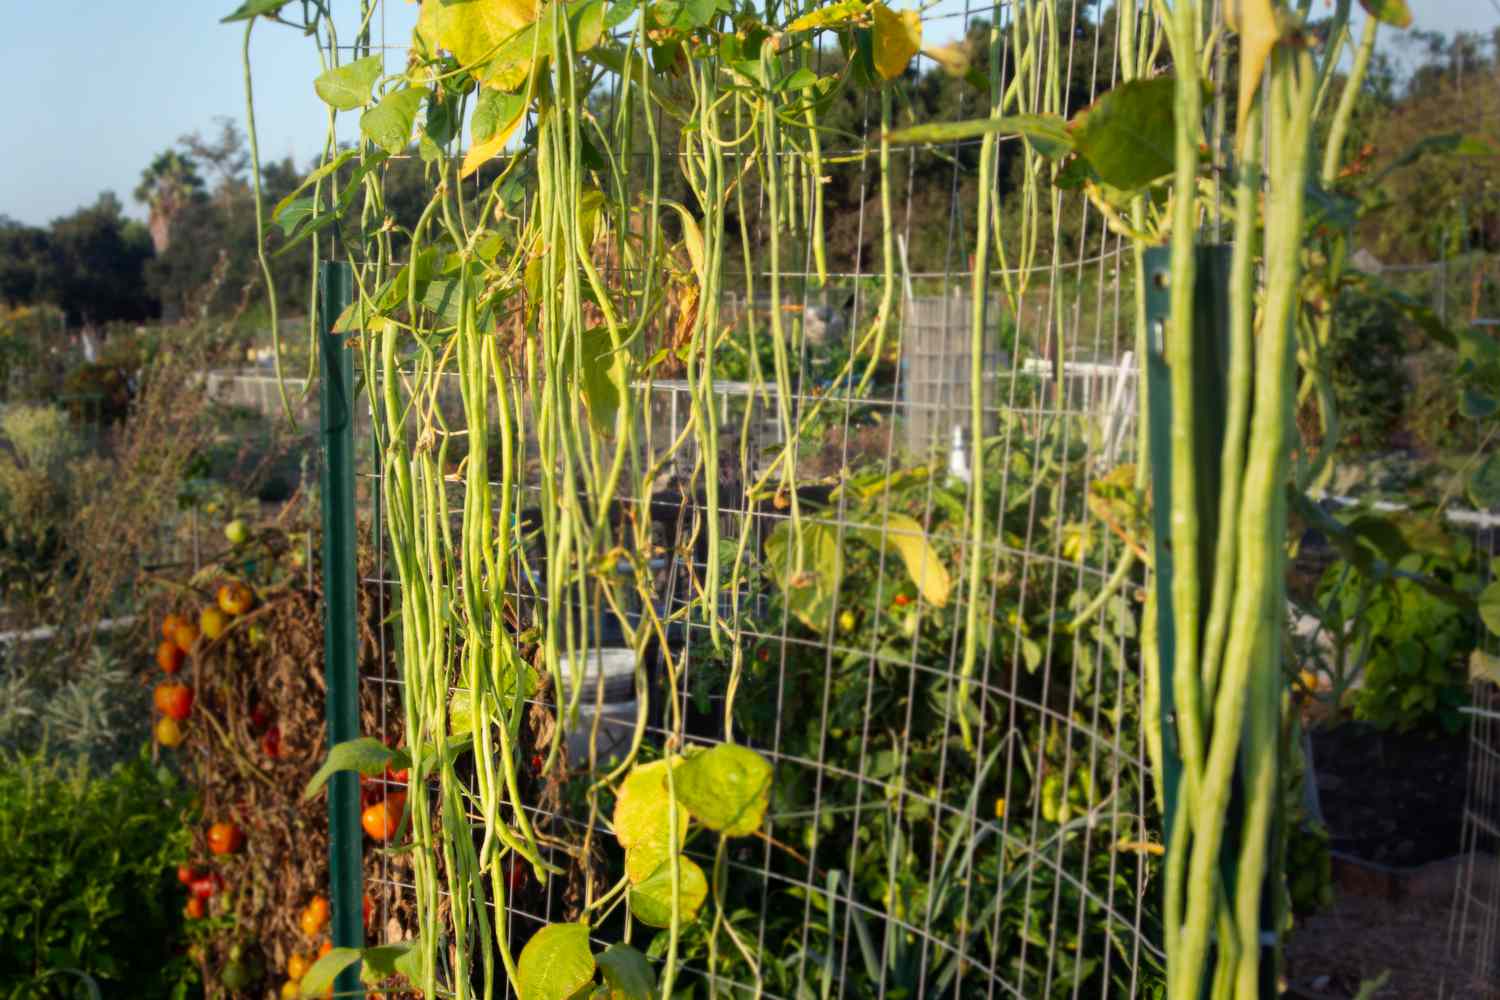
[318,259,364,997]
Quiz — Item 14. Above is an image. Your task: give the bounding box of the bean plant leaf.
[419,0,535,70]
[1472,649,1500,685]
[625,840,673,884]
[359,942,415,985]
[300,948,361,998]
[595,943,656,999]
[628,857,709,927]
[517,923,596,1000]
[1470,454,1500,511]
[1358,0,1412,28]
[648,0,715,33]
[221,0,290,22]
[303,737,407,801]
[660,200,705,283]
[853,513,950,607]
[884,114,1073,159]
[764,520,843,632]
[1070,76,1178,192]
[361,87,431,154]
[613,760,688,854]
[461,92,529,179]
[572,325,625,436]
[673,743,772,836]
[870,3,921,81]
[1224,0,1290,141]
[922,41,972,78]
[786,0,865,33]
[1480,583,1500,637]
[314,55,385,111]
[272,150,359,222]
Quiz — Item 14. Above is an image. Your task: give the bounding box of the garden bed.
[1311,723,1469,869]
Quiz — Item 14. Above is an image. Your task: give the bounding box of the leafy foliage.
[0,751,197,998]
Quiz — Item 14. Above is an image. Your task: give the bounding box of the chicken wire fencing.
[306,1,1174,997]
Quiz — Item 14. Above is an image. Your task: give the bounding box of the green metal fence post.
[318,260,363,996]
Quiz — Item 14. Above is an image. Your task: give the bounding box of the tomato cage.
[297,1,1168,997]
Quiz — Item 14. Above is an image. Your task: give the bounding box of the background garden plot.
[341,0,1166,996]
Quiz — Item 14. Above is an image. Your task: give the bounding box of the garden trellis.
[235,0,1427,996]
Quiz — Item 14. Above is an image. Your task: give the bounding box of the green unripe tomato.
[224,519,249,545]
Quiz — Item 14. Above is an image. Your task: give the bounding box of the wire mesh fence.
[309,0,1178,996]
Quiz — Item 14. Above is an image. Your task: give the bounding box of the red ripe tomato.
[207,821,243,856]
[249,703,271,731]
[362,893,373,928]
[156,639,185,675]
[189,876,217,900]
[154,683,194,722]
[361,793,405,842]
[184,897,205,920]
[261,726,281,760]
[506,859,525,893]
[176,864,196,886]
[384,760,408,784]
[893,593,911,607]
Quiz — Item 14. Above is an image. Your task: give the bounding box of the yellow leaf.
[786,0,866,33]
[660,200,705,284]
[879,513,950,608]
[870,3,920,81]
[1225,0,1288,142]
[419,0,535,69]
[459,103,526,179]
[921,42,970,79]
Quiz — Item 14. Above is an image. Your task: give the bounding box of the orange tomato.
[172,621,200,654]
[218,582,254,616]
[361,793,406,842]
[287,953,310,981]
[280,981,300,1000]
[206,821,243,856]
[156,639,185,675]
[154,683,193,722]
[184,896,205,919]
[300,894,330,937]
[162,614,185,640]
[318,939,333,957]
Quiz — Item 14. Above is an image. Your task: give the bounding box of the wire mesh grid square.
[339,1,1166,997]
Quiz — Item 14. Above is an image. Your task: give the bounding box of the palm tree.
[133,151,204,255]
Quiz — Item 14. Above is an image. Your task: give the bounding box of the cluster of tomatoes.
[152,579,256,750]
[175,820,244,920]
[278,893,382,999]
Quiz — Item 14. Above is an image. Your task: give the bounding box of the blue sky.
[0,0,1493,228]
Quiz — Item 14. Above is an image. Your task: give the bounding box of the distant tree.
[133,150,205,255]
[0,218,57,306]
[48,193,157,328]
[179,117,250,195]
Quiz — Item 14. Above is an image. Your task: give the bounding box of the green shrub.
[0,750,198,999]
[1310,527,1476,734]
[1326,291,1409,451]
